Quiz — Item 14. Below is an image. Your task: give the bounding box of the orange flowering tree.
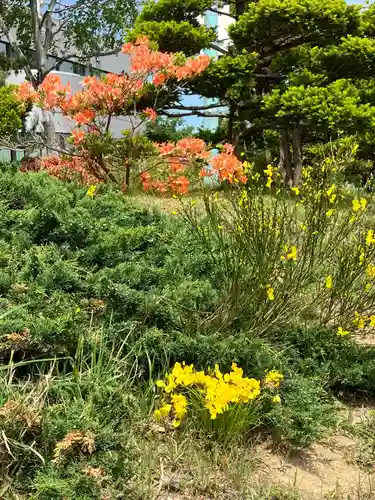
[16,37,247,194]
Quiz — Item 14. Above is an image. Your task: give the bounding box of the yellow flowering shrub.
[183,152,375,339]
[154,362,283,441]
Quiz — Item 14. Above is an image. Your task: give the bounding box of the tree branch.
[161,110,228,118]
[254,73,285,81]
[168,103,225,111]
[47,0,59,13]
[40,0,59,29]
[53,0,115,15]
[259,35,315,64]
[209,43,228,55]
[51,19,69,40]
[240,116,299,139]
[207,8,236,19]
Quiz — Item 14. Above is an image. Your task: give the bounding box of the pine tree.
[130,0,375,184]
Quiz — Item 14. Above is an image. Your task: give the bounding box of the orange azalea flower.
[176,138,209,159]
[152,72,167,86]
[169,175,189,194]
[140,171,152,190]
[16,36,210,130]
[144,107,157,122]
[16,82,37,102]
[33,156,99,185]
[210,151,246,183]
[14,36,214,198]
[174,66,190,80]
[81,76,96,87]
[121,42,133,54]
[157,142,176,156]
[200,167,211,177]
[73,109,96,125]
[134,36,150,47]
[150,180,168,193]
[140,171,151,182]
[71,128,85,144]
[169,160,185,173]
[223,143,235,154]
[37,74,71,109]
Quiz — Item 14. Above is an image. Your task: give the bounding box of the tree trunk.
[30,0,44,85]
[125,161,130,187]
[292,122,303,187]
[234,0,250,17]
[279,129,293,187]
[228,103,244,159]
[30,0,57,152]
[228,104,234,143]
[42,111,56,155]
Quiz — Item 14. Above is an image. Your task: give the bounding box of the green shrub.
[267,376,337,447]
[133,328,284,380]
[4,164,375,494]
[0,85,27,137]
[277,325,375,393]
[183,157,375,337]
[0,170,218,355]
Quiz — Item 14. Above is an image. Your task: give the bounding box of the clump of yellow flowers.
[154,362,283,428]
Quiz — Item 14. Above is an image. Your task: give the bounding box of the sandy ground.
[151,403,375,500]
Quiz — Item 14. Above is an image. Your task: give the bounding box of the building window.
[56,60,74,73]
[47,55,58,70]
[88,64,106,77]
[73,62,87,76]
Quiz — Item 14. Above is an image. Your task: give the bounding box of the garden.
[3,0,375,498]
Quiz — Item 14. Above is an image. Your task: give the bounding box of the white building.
[198,4,232,131]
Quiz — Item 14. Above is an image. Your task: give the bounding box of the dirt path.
[153,406,375,499]
[253,404,375,498]
[254,437,372,498]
